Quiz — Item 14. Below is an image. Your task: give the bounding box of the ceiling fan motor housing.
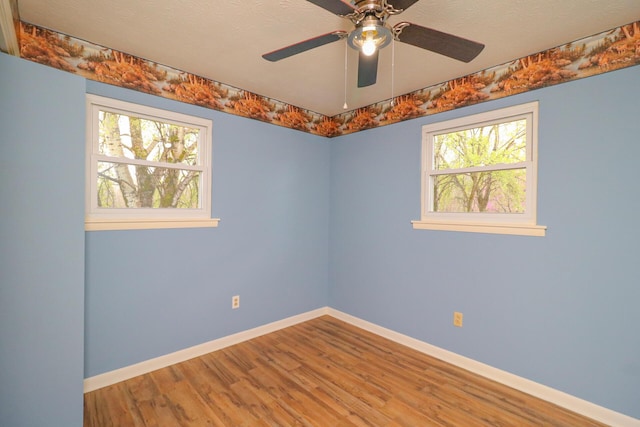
[353,0,383,10]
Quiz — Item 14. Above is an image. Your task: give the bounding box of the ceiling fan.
[262,0,485,88]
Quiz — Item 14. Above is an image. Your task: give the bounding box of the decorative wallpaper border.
[19,20,640,138]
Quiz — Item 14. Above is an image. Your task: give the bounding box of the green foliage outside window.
[97,111,201,209]
[431,119,527,214]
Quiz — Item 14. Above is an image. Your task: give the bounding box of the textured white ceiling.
[17,0,640,116]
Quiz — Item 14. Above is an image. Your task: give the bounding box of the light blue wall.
[0,53,86,427]
[84,82,331,377]
[2,49,639,424]
[329,66,640,418]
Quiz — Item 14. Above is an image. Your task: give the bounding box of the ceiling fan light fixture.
[263,0,485,90]
[347,15,392,56]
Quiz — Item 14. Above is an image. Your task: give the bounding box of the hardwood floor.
[84,316,608,426]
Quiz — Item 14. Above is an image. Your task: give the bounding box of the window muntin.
[86,95,213,227]
[421,102,539,228]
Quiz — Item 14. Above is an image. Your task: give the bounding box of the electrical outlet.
[453,311,463,327]
[232,295,240,309]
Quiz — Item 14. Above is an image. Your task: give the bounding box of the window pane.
[97,161,200,209]
[98,111,200,166]
[432,169,526,213]
[434,119,527,171]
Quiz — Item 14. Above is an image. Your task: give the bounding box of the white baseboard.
[83,307,330,393]
[84,306,639,427]
[327,308,640,427]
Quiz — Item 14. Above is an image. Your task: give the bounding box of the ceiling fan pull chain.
[343,39,349,109]
[391,37,395,106]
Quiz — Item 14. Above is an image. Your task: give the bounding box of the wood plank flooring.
[84,316,608,426]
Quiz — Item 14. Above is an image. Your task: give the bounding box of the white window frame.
[412,101,546,236]
[85,94,219,231]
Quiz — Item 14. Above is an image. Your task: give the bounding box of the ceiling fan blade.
[357,50,379,88]
[389,0,421,12]
[263,31,347,62]
[306,0,357,16]
[394,22,484,63]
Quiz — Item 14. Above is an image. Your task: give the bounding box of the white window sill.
[85,218,220,231]
[411,220,546,236]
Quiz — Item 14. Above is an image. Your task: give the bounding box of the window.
[412,102,546,236]
[86,95,218,231]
